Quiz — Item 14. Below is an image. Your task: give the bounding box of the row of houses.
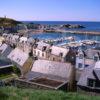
[0,34,100,92]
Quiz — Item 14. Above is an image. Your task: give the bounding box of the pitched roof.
[94,61,100,69]
[50,46,69,57]
[7,48,29,66]
[0,43,8,53]
[12,35,19,40]
[77,66,95,87]
[0,36,5,43]
[93,61,100,80]
[20,37,27,42]
[77,61,97,87]
[31,59,72,79]
[85,49,100,59]
[36,41,50,50]
[0,59,13,69]
[1,45,13,58]
[85,58,95,65]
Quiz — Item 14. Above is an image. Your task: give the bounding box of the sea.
[24,21,100,41]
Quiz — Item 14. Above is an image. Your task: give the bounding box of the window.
[94,56,98,61]
[79,54,84,59]
[87,79,94,87]
[85,64,89,68]
[37,51,40,56]
[42,53,44,57]
[78,63,83,68]
[95,80,100,88]
[11,55,14,58]
[33,50,36,54]
[53,57,55,61]
[87,79,100,88]
[59,53,63,57]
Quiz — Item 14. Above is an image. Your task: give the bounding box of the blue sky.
[0,0,100,21]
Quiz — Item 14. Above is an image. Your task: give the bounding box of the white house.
[11,35,19,43]
[20,37,28,43]
[50,46,69,57]
[0,36,5,44]
[33,41,51,59]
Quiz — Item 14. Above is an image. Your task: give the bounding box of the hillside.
[0,17,22,28]
[0,86,100,100]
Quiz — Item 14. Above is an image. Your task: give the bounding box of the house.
[77,61,100,93]
[11,35,19,44]
[0,43,13,58]
[85,48,100,61]
[33,41,76,63]
[0,43,8,54]
[7,47,29,66]
[33,41,51,59]
[19,37,28,43]
[47,46,69,62]
[27,37,35,44]
[4,34,13,43]
[23,59,75,90]
[0,36,5,45]
[47,46,76,64]
[0,59,18,85]
[76,48,100,70]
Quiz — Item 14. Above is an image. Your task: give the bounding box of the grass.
[0,74,18,80]
[0,86,100,100]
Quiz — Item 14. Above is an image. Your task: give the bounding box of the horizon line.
[20,20,100,22]
[0,16,100,22]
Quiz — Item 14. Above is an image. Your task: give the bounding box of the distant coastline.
[23,21,100,33]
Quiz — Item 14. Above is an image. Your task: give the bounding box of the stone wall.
[14,79,56,90]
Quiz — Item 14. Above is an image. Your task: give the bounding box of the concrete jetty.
[44,29,100,35]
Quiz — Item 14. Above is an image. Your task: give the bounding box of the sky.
[0,0,100,21]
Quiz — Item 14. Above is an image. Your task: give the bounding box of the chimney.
[68,64,76,92]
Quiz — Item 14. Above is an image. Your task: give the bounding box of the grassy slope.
[0,86,100,100]
[0,17,21,27]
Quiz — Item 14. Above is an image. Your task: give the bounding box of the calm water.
[30,32,100,41]
[26,21,100,41]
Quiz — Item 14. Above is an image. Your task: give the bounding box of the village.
[0,32,100,93]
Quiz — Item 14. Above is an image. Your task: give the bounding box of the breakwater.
[44,30,100,35]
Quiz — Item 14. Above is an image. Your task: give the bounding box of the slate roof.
[77,61,100,87]
[85,49,100,59]
[93,61,100,80]
[50,46,69,57]
[31,59,72,79]
[7,48,29,66]
[36,41,50,50]
[0,43,8,53]
[1,45,13,58]
[77,66,95,87]
[20,37,28,42]
[93,69,100,80]
[0,59,13,69]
